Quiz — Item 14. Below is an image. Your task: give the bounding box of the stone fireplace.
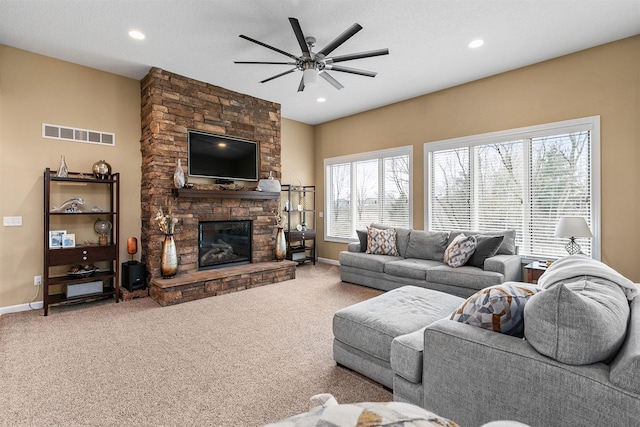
[139,68,296,305]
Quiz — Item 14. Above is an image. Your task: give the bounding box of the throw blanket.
[538,254,638,300]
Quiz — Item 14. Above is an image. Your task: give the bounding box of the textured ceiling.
[1,0,639,124]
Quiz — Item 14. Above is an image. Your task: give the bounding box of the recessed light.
[317,97,326,103]
[468,39,484,48]
[128,30,145,40]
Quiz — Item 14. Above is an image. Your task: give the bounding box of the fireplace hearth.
[199,220,251,270]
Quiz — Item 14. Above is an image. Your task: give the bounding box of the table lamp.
[554,216,592,255]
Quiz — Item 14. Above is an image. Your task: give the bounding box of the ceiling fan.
[234,17,389,92]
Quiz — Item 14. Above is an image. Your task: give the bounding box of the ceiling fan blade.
[317,23,363,57]
[327,48,389,64]
[326,64,377,77]
[235,61,298,65]
[239,35,299,60]
[319,71,344,90]
[260,68,297,83]
[289,18,310,55]
[297,76,305,92]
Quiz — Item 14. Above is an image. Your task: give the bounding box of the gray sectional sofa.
[339,227,522,297]
[333,255,640,426]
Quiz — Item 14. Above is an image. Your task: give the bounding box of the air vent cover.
[42,123,115,146]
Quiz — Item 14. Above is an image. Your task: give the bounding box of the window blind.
[325,148,412,241]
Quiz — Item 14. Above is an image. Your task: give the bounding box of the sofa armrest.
[422,318,638,426]
[483,254,521,281]
[347,242,362,252]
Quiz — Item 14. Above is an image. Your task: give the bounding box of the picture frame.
[49,230,66,249]
[62,233,76,248]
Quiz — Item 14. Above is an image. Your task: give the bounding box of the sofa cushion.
[449,229,516,255]
[444,234,476,267]
[366,226,399,256]
[524,279,630,365]
[339,251,400,273]
[465,235,504,268]
[405,230,449,261]
[610,297,640,394]
[427,265,505,291]
[384,258,444,281]
[333,286,464,363]
[449,282,541,337]
[371,224,412,258]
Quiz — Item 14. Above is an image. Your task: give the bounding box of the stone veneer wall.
[140,68,282,279]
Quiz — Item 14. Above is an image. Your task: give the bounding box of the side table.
[524,261,549,284]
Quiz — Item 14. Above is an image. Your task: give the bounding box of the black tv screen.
[188,131,259,181]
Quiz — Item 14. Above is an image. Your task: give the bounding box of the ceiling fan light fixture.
[303,68,318,87]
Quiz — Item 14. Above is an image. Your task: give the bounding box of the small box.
[66,280,102,298]
[291,251,307,261]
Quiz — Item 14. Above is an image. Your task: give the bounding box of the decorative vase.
[57,155,68,178]
[275,226,287,261]
[92,159,112,179]
[94,219,112,246]
[174,158,185,188]
[161,234,178,278]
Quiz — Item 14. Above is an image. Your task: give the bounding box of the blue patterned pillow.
[366,226,399,256]
[450,283,542,337]
[444,233,476,267]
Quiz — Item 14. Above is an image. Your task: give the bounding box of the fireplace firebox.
[199,220,251,270]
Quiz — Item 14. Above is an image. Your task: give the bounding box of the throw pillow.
[371,223,412,257]
[405,230,450,261]
[524,279,630,365]
[449,229,516,255]
[450,283,541,337]
[366,226,399,256]
[356,229,367,252]
[465,235,505,268]
[443,233,476,267]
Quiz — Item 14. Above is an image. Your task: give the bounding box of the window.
[325,147,412,242]
[425,116,600,260]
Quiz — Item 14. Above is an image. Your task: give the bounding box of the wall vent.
[42,123,115,146]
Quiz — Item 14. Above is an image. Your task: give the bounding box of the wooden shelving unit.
[281,185,316,265]
[43,168,120,315]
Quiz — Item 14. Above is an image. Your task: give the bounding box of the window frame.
[424,116,601,261]
[324,146,413,243]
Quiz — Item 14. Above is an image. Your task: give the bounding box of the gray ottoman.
[332,285,464,390]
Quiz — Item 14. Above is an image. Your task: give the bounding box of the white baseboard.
[318,257,339,266]
[0,301,43,316]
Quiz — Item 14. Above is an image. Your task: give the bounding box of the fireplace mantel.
[172,188,280,200]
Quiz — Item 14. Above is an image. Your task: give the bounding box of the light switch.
[318,212,324,218]
[3,216,23,226]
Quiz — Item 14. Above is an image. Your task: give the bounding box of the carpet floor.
[0,263,391,426]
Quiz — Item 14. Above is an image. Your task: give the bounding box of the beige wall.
[0,45,141,309]
[314,35,640,281]
[281,118,315,186]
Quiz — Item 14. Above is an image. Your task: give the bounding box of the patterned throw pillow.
[443,233,476,267]
[450,283,542,337]
[366,226,399,256]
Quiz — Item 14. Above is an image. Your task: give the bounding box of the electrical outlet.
[34,275,42,286]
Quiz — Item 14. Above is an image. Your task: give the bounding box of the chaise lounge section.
[334,255,640,426]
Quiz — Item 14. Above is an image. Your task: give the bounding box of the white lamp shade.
[554,216,592,238]
[303,68,318,87]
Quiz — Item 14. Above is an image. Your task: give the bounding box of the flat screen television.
[188,131,259,181]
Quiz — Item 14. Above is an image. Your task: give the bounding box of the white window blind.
[426,117,599,260]
[325,147,412,242]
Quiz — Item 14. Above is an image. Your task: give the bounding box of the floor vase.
[275,227,287,261]
[161,234,178,278]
